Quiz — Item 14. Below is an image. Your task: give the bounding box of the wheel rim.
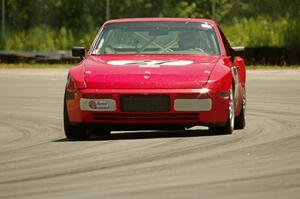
[229,88,235,129]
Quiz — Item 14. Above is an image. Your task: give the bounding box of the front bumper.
[66,88,229,127]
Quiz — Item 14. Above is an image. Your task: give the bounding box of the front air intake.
[120,94,170,112]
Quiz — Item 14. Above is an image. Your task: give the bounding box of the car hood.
[83,55,220,89]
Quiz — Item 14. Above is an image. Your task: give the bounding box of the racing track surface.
[0,69,300,199]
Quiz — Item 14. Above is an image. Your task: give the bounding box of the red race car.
[64,18,246,140]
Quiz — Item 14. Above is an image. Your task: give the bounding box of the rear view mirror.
[230,46,245,58]
[72,47,85,59]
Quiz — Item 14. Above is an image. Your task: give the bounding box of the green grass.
[220,17,300,47]
[1,17,300,51]
[0,25,93,51]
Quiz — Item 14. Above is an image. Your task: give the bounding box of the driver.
[178,31,198,50]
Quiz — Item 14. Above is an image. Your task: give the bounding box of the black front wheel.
[64,97,89,140]
[209,85,234,135]
[234,89,246,130]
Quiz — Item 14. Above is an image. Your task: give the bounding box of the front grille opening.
[120,94,170,112]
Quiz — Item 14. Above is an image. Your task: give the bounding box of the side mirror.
[72,47,85,59]
[230,46,245,58]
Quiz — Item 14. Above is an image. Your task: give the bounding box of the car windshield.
[92,21,220,55]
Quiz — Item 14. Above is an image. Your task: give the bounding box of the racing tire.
[234,89,246,130]
[209,85,234,135]
[64,97,89,140]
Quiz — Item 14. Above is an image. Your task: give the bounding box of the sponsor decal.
[80,99,116,111]
[88,100,109,109]
[107,60,193,67]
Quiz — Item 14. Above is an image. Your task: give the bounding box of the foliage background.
[0,0,299,50]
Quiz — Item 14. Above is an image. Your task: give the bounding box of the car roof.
[103,18,217,26]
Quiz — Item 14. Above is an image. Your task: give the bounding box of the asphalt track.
[0,69,300,199]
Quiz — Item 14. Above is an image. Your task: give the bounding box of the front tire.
[64,97,89,140]
[209,85,234,135]
[234,89,246,130]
